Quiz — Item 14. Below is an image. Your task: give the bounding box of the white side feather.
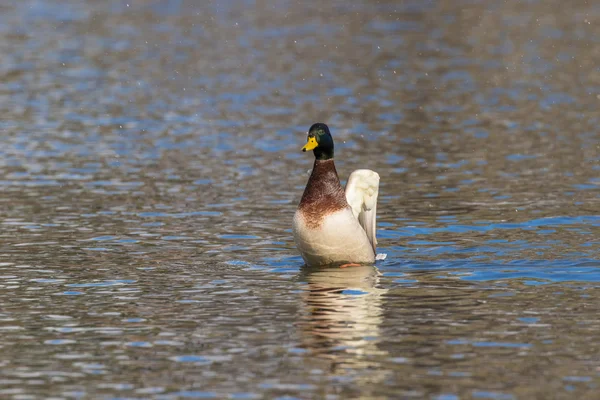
[344,169,380,252]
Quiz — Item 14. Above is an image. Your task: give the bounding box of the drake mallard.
[293,123,380,267]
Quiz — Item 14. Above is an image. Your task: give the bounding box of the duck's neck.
[299,159,347,210]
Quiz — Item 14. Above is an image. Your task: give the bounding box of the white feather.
[293,209,375,267]
[345,169,380,252]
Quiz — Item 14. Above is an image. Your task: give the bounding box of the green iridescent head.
[301,123,334,161]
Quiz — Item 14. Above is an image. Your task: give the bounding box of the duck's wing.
[345,169,380,252]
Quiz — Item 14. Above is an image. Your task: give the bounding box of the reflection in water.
[297,265,388,362]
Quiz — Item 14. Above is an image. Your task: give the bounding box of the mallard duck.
[293,123,380,267]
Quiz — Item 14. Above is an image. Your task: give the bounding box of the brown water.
[1,0,599,399]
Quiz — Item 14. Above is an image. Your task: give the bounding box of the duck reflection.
[297,265,388,361]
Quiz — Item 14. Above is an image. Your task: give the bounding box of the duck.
[293,123,381,267]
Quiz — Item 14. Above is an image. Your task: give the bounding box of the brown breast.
[298,159,349,229]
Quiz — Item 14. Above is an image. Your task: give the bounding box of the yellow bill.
[302,136,318,152]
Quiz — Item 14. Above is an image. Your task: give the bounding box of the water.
[1,0,599,398]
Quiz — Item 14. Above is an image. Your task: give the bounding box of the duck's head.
[301,122,334,160]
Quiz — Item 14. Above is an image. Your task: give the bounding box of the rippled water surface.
[1,0,600,398]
